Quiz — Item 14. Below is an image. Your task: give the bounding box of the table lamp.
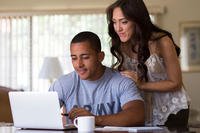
[39,57,63,83]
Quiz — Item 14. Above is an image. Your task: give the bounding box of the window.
[0,14,111,91]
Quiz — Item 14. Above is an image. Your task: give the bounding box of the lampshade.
[39,57,63,81]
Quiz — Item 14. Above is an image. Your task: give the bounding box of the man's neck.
[93,65,106,81]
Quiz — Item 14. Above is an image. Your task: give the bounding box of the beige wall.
[0,0,115,11]
[0,0,200,122]
[144,0,200,45]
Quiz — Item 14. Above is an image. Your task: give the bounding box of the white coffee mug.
[73,116,95,132]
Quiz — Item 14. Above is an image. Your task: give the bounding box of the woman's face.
[112,7,134,43]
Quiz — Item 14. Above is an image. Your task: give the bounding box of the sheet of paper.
[95,126,163,132]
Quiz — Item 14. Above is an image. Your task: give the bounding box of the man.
[49,31,144,126]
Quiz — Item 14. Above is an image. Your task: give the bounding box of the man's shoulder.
[106,67,133,83]
[50,71,79,91]
[57,71,78,83]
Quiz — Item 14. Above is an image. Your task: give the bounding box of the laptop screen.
[9,92,65,130]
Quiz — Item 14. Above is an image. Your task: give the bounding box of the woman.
[106,0,190,127]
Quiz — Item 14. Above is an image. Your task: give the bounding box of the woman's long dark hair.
[106,0,180,81]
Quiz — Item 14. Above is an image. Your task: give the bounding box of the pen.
[61,113,69,116]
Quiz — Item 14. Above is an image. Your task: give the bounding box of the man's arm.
[69,100,144,127]
[95,100,144,126]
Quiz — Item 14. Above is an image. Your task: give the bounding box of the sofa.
[0,86,14,123]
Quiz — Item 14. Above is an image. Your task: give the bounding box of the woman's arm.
[121,36,182,92]
[139,36,182,92]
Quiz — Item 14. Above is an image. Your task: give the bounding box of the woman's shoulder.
[150,32,169,41]
[149,32,174,55]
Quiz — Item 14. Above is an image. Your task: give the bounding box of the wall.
[0,0,200,122]
[0,0,115,12]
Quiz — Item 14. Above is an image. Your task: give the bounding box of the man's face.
[70,41,103,81]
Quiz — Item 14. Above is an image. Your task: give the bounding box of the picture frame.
[180,21,200,72]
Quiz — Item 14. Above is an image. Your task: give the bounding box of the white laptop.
[9,91,75,130]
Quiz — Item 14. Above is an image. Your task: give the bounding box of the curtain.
[0,16,31,90]
[0,14,111,91]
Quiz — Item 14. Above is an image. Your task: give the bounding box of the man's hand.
[68,107,94,122]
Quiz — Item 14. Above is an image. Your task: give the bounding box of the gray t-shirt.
[49,67,143,115]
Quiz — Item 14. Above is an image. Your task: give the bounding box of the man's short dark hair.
[70,31,101,52]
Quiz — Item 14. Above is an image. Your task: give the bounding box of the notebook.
[8,91,75,130]
[15,129,66,133]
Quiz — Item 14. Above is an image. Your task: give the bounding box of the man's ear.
[98,51,105,62]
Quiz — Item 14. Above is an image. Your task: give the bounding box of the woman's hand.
[120,70,138,82]
[120,70,143,88]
